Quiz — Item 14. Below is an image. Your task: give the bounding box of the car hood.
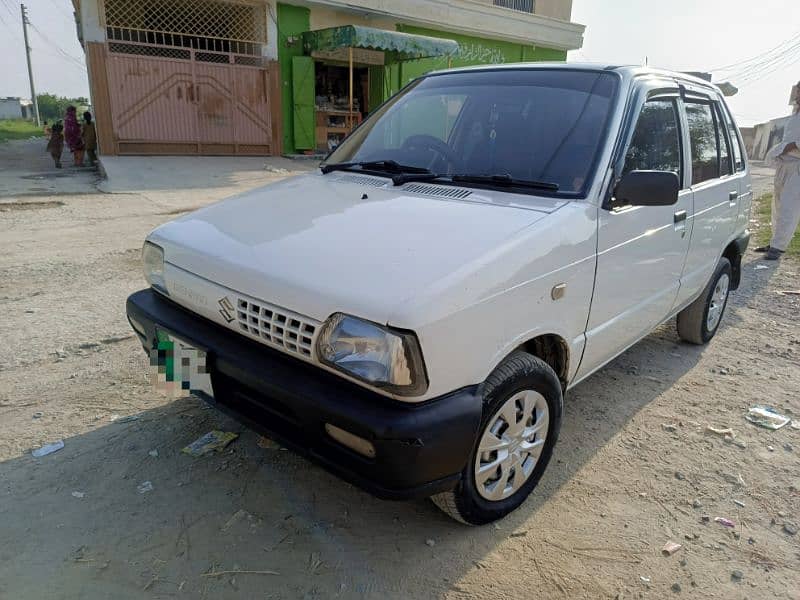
[149,172,566,326]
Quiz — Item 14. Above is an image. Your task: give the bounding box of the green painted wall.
[277,3,310,154]
[391,25,567,94]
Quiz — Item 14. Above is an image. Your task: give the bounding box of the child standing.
[46,122,64,168]
[81,112,97,166]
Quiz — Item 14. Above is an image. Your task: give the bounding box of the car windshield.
[323,69,619,196]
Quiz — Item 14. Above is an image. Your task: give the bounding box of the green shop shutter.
[292,56,315,150]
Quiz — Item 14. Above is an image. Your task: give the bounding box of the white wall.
[309,6,396,31]
[534,0,573,21]
[299,0,584,49]
[0,99,24,120]
[263,0,279,60]
[79,0,105,43]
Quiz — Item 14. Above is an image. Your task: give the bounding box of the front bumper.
[126,288,482,499]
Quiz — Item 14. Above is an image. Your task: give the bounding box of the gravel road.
[1,139,798,599]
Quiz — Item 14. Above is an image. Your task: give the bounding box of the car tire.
[430,352,563,525]
[677,257,732,345]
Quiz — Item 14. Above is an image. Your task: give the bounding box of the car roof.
[426,62,722,94]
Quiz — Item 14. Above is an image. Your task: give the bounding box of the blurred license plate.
[152,328,214,398]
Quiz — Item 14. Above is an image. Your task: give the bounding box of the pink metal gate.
[103,42,279,155]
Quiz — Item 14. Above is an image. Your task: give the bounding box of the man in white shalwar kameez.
[757,83,800,260]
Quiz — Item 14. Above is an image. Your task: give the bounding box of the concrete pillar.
[264,0,279,61]
[80,0,105,43]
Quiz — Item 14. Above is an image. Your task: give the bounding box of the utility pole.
[20,4,41,126]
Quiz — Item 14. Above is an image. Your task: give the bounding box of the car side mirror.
[612,170,679,208]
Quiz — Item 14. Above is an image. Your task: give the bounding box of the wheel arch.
[722,240,742,290]
[514,334,570,391]
[722,230,750,290]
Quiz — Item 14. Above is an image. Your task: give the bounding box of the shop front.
[291,25,458,153]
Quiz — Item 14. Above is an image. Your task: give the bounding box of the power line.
[709,30,800,73]
[0,6,16,34]
[46,0,73,20]
[728,39,800,82]
[734,39,800,81]
[27,20,87,71]
[735,50,800,89]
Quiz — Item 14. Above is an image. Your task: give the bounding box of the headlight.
[316,313,427,396]
[142,241,167,294]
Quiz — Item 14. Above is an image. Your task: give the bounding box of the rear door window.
[685,101,721,185]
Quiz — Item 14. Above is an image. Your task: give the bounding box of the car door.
[578,85,693,379]
[673,92,740,308]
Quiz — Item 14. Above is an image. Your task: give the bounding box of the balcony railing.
[493,0,534,13]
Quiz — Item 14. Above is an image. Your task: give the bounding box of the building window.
[103,0,266,58]
[493,0,535,13]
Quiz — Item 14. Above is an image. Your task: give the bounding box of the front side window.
[325,70,619,196]
[685,101,721,185]
[623,98,682,182]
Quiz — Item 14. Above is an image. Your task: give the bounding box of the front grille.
[234,297,317,358]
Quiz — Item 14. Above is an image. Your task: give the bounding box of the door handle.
[729,190,738,205]
[674,210,687,223]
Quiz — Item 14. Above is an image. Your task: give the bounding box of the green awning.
[301,25,458,62]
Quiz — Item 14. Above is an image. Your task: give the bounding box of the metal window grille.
[493,0,535,13]
[103,0,266,57]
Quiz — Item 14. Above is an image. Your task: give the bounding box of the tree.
[36,93,90,122]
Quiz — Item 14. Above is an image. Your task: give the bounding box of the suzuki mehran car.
[127,64,751,524]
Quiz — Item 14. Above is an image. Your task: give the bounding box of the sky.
[0,0,89,100]
[0,0,797,126]
[569,0,799,126]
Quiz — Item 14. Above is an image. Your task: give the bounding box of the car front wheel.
[431,352,563,525]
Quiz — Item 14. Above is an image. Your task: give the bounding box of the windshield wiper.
[450,174,560,192]
[321,163,560,192]
[320,160,432,176]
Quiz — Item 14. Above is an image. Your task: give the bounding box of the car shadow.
[0,337,705,598]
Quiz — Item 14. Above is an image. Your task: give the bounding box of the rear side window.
[720,105,746,171]
[685,102,720,185]
[623,98,682,182]
[714,105,733,176]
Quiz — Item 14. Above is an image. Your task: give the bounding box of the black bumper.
[126,289,482,500]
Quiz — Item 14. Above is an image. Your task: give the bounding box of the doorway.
[314,63,369,152]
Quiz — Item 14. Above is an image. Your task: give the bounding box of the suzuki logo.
[218,296,235,323]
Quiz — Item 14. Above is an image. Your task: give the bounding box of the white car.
[127,64,751,524]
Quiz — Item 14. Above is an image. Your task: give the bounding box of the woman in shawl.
[63,106,85,166]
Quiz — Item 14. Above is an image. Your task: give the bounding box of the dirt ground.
[1,138,798,600]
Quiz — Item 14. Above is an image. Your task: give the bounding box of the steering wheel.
[400,134,459,171]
